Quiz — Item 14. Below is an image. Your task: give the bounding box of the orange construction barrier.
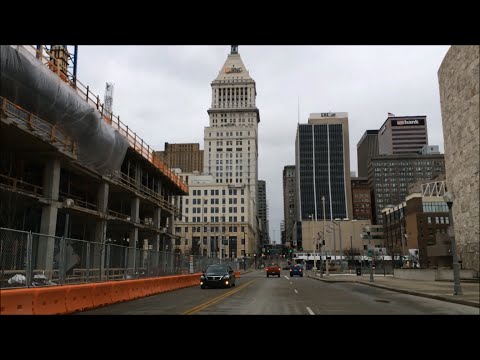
[0,288,35,315]
[128,280,146,299]
[91,283,113,307]
[234,271,240,279]
[65,284,94,313]
[33,286,68,315]
[110,281,132,303]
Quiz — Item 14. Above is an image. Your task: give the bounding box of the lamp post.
[443,192,463,295]
[322,196,327,275]
[352,219,357,271]
[243,231,247,271]
[335,218,347,271]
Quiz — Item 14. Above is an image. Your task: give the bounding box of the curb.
[307,275,480,309]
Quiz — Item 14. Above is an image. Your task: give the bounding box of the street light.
[322,196,327,276]
[334,218,348,271]
[443,192,463,295]
[351,219,358,271]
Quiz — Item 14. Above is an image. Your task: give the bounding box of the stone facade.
[438,45,479,272]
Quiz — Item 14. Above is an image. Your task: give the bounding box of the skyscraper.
[295,112,353,222]
[172,46,262,258]
[257,180,268,245]
[357,130,379,177]
[378,115,428,155]
[283,165,296,246]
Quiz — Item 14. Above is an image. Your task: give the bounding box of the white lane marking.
[306,307,315,315]
[294,289,298,294]
[284,276,290,280]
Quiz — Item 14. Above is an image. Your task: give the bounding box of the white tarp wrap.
[0,45,128,175]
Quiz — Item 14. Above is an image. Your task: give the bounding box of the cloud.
[77,45,450,242]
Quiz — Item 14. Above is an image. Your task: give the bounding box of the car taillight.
[266,268,269,271]
[299,269,302,271]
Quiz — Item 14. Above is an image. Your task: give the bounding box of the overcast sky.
[77,45,450,244]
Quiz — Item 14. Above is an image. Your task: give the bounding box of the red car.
[266,263,281,277]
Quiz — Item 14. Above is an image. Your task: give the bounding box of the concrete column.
[93,183,109,270]
[128,197,140,269]
[152,207,161,270]
[38,158,60,270]
[135,163,142,188]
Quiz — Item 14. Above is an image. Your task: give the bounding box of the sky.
[77,45,450,244]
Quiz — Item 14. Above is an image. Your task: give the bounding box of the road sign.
[367,250,373,257]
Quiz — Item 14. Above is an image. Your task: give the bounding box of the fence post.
[146,249,151,276]
[59,236,66,285]
[124,247,128,279]
[106,243,111,281]
[26,231,33,288]
[86,242,90,283]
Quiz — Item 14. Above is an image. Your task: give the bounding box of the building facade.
[438,45,479,272]
[172,46,261,257]
[295,112,353,223]
[368,153,445,225]
[378,115,428,155]
[155,143,203,173]
[357,130,379,178]
[257,180,268,245]
[283,165,296,247]
[382,194,451,269]
[173,171,254,258]
[351,177,373,221]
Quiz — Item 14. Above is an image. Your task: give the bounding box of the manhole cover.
[374,299,390,303]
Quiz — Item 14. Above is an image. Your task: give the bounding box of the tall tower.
[203,46,261,244]
[295,112,353,222]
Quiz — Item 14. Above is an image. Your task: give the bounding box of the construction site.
[0,45,199,287]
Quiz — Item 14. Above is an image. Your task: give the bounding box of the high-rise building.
[155,143,203,173]
[351,177,373,221]
[357,130,379,177]
[295,112,353,222]
[174,46,261,257]
[378,115,428,155]
[368,153,445,225]
[257,180,268,245]
[283,165,296,246]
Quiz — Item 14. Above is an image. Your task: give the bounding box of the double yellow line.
[182,279,256,315]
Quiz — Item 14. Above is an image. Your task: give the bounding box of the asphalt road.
[78,270,479,315]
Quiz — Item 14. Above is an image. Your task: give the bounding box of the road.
[78,270,478,315]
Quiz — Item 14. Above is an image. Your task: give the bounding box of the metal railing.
[0,227,242,289]
[15,45,187,194]
[0,96,76,156]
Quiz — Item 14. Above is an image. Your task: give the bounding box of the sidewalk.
[307,271,480,308]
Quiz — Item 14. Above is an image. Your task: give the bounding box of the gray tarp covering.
[0,45,128,175]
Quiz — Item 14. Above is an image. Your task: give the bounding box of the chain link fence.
[0,227,248,289]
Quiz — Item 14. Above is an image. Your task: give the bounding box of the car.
[200,264,236,289]
[290,264,303,277]
[266,263,281,277]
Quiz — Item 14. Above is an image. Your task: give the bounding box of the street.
[78,270,478,315]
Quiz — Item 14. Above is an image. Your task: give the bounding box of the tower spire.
[231,45,238,54]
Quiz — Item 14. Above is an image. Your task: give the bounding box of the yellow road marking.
[182,279,256,315]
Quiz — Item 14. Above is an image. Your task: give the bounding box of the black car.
[200,264,236,289]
